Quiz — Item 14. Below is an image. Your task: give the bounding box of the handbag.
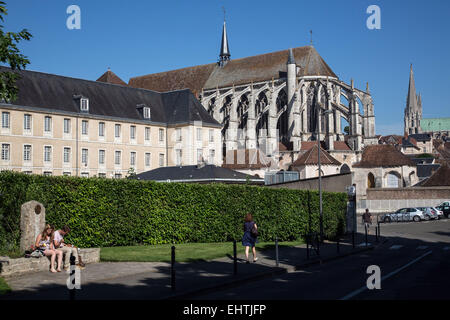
[250,222,258,237]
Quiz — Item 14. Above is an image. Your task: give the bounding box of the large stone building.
[0,67,222,177]
[128,21,377,164]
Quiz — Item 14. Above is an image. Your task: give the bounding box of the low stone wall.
[0,248,100,278]
[268,172,352,193]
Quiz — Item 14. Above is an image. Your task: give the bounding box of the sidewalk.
[1,232,383,300]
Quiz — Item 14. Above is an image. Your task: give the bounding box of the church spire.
[219,9,230,67]
[407,64,418,112]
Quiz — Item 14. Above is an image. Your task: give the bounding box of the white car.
[431,207,444,219]
[381,208,425,223]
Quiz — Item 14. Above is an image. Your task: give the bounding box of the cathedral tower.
[404,64,422,134]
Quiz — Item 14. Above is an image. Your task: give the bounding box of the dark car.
[436,201,450,218]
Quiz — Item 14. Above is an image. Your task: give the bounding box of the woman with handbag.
[242,213,258,263]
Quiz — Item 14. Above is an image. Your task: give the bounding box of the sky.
[2,0,450,135]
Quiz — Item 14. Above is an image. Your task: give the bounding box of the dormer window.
[144,107,151,119]
[80,98,89,112]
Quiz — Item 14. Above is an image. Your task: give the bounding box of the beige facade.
[0,107,222,178]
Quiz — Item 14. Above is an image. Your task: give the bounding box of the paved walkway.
[1,232,380,300]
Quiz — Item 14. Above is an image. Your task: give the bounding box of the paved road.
[193,219,450,300]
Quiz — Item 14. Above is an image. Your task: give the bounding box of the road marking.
[358,242,371,247]
[417,246,428,250]
[389,245,403,250]
[340,250,433,300]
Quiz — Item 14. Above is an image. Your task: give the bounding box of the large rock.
[20,201,46,252]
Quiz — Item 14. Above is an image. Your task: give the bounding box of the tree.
[0,1,32,102]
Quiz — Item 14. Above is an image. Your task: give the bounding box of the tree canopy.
[0,1,32,102]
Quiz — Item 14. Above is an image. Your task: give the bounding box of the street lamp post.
[317,106,332,243]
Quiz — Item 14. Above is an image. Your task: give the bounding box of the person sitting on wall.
[34,224,63,273]
[53,225,85,270]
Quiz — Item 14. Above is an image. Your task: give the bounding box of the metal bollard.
[365,224,368,247]
[375,226,379,242]
[378,222,381,238]
[337,238,340,254]
[171,246,176,291]
[233,240,237,275]
[306,234,310,260]
[352,231,355,249]
[69,255,76,300]
[275,237,279,267]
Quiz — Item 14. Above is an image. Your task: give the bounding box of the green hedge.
[0,171,347,252]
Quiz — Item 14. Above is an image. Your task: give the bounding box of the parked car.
[381,208,425,223]
[431,207,444,219]
[436,201,450,218]
[417,207,439,220]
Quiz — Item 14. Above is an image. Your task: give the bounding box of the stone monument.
[20,201,45,252]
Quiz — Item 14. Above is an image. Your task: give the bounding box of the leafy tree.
[0,1,32,102]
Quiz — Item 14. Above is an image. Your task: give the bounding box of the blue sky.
[2,0,450,135]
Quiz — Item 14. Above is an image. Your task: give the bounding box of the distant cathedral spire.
[405,64,422,134]
[219,8,230,67]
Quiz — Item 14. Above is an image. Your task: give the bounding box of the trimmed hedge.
[0,171,347,252]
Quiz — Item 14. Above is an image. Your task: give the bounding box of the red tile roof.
[292,145,341,166]
[353,145,416,168]
[96,70,127,86]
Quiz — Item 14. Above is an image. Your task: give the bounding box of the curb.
[163,242,380,300]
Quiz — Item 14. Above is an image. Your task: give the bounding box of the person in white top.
[53,225,85,270]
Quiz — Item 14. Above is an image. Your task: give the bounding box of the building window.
[145,127,150,141]
[115,124,121,138]
[23,145,32,161]
[197,128,202,141]
[114,173,122,179]
[81,148,88,165]
[145,153,151,167]
[159,153,164,167]
[130,126,136,140]
[64,147,71,163]
[82,120,88,135]
[81,172,89,178]
[159,128,164,142]
[99,150,105,165]
[176,128,182,142]
[98,173,106,178]
[24,114,32,131]
[2,112,10,128]
[209,149,215,164]
[143,107,151,119]
[43,171,52,177]
[176,149,182,166]
[130,151,136,166]
[80,98,89,112]
[209,129,214,143]
[197,149,203,163]
[115,151,121,165]
[63,172,71,176]
[44,116,52,133]
[64,118,71,134]
[1,144,10,160]
[44,146,52,162]
[23,171,32,175]
[99,122,105,137]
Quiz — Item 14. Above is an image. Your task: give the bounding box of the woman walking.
[242,213,258,263]
[34,224,63,273]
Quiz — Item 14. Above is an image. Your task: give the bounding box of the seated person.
[34,224,63,273]
[53,225,85,270]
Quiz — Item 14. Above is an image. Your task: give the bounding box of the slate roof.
[135,164,264,184]
[0,67,220,127]
[420,163,450,187]
[353,145,416,168]
[128,46,337,96]
[416,164,441,179]
[409,133,431,142]
[292,145,341,166]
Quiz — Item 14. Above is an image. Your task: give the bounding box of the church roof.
[128,46,337,96]
[0,66,221,127]
[406,64,419,112]
[292,145,341,166]
[421,118,450,132]
[353,145,416,168]
[96,69,127,86]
